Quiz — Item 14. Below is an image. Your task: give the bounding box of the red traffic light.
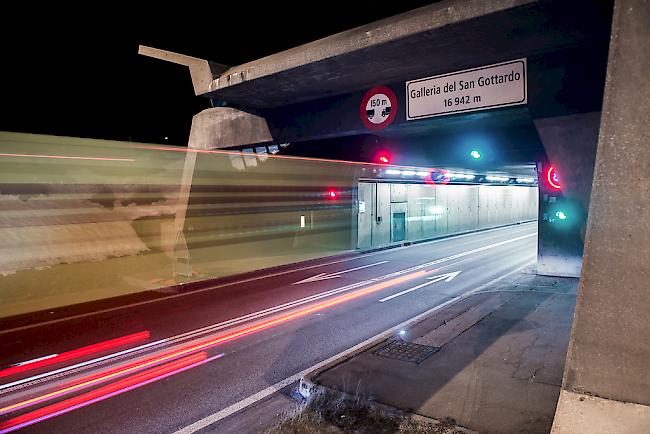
[546,166,561,190]
[375,151,391,165]
[327,189,338,199]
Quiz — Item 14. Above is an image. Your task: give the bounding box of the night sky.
[3,2,435,146]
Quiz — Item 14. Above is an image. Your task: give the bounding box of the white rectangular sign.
[406,59,527,120]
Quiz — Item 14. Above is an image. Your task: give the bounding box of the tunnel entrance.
[357,180,537,249]
[136,0,614,285]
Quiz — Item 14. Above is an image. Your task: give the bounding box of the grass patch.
[267,388,468,434]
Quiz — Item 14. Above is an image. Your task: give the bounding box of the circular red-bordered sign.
[360,86,398,131]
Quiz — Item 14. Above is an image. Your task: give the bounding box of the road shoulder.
[301,271,578,433]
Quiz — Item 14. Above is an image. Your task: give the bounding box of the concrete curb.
[297,264,538,432]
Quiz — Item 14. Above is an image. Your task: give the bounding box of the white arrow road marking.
[173,261,534,434]
[379,271,462,302]
[293,261,388,284]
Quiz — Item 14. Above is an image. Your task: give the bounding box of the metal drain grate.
[373,340,440,364]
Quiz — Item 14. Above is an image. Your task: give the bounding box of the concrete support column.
[534,112,601,277]
[552,0,650,431]
[188,107,273,150]
[173,107,273,283]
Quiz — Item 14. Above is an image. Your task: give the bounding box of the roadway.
[0,222,537,433]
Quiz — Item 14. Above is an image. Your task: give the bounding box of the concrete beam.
[199,0,611,108]
[553,0,650,430]
[138,45,229,95]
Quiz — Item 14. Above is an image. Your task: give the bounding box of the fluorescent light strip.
[485,175,509,182]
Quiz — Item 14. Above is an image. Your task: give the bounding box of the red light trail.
[138,269,429,358]
[0,347,223,416]
[0,270,428,430]
[0,331,150,379]
[0,153,135,162]
[0,352,215,433]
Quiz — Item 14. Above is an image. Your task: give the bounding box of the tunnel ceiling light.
[385,169,401,175]
[415,171,430,177]
[401,170,416,176]
[516,177,535,183]
[449,173,476,180]
[485,175,509,182]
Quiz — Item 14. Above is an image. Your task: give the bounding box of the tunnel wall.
[357,182,537,249]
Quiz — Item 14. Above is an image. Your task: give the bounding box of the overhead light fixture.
[401,170,416,176]
[385,169,401,175]
[485,175,509,182]
[448,173,476,180]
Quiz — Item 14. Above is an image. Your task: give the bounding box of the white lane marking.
[173,260,534,434]
[379,271,462,302]
[0,233,536,391]
[0,341,166,392]
[0,223,536,335]
[292,261,388,284]
[375,233,534,282]
[0,279,382,392]
[10,354,58,367]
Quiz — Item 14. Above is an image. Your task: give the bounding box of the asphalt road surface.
[0,222,537,433]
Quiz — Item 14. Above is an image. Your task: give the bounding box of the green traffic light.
[555,211,567,220]
[470,149,481,159]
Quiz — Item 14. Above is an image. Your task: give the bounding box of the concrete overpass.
[140,0,649,431]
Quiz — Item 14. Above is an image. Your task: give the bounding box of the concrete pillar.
[173,107,273,283]
[534,112,601,277]
[552,0,650,431]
